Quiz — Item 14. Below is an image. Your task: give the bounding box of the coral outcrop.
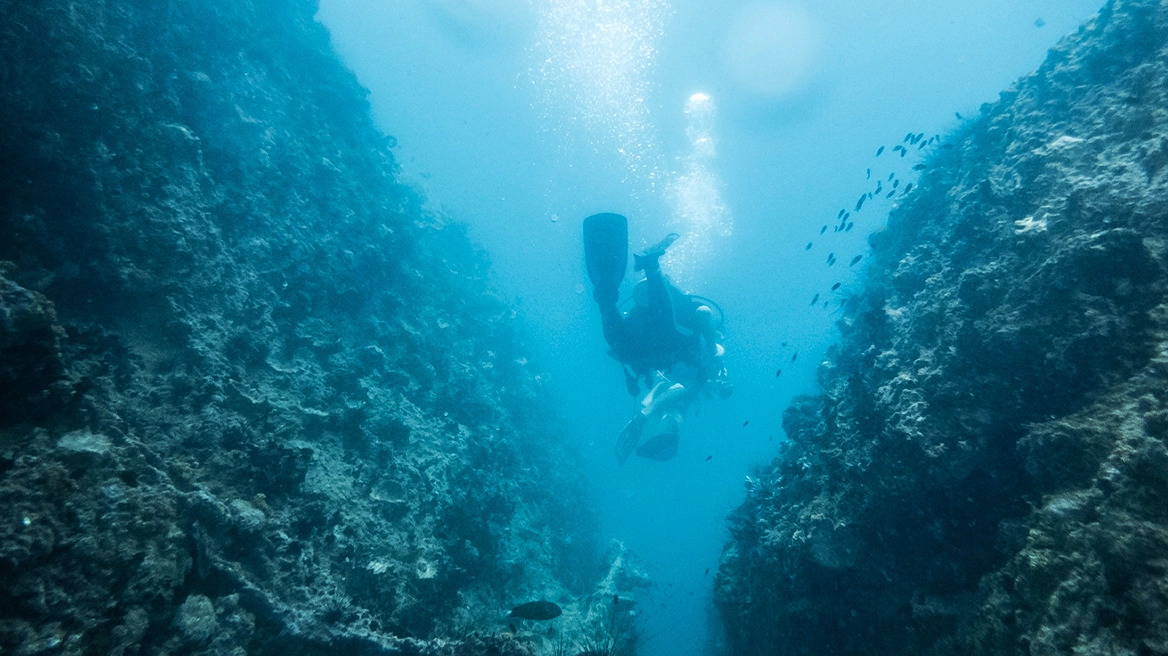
[0,0,601,654]
[716,1,1168,654]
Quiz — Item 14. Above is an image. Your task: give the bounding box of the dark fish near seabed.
[775,369,781,377]
[792,353,798,362]
[838,209,846,219]
[810,293,819,305]
[845,222,854,231]
[956,112,963,120]
[887,172,895,181]
[831,282,841,290]
[866,168,871,179]
[903,132,913,143]
[820,225,827,235]
[742,420,749,427]
[636,432,679,461]
[886,190,895,198]
[705,455,713,461]
[509,601,562,620]
[805,242,813,250]
[904,182,914,193]
[855,195,866,212]
[850,255,863,266]
[876,146,885,156]
[913,163,926,170]
[826,253,834,263]
[705,568,710,575]
[874,182,883,194]
[893,179,899,188]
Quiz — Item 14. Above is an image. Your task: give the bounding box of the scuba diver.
[583,212,731,464]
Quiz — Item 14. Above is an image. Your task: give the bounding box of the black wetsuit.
[596,264,700,393]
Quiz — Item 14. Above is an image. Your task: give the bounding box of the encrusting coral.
[0,0,610,654]
[716,1,1168,654]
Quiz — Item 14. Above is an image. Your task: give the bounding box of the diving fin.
[634,431,679,461]
[615,413,646,465]
[583,213,628,304]
[646,232,680,258]
[633,232,680,272]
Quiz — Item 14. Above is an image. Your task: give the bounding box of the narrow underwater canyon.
[5,0,1168,655]
[716,1,1168,654]
[0,0,637,654]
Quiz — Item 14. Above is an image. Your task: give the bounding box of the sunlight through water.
[530,0,672,186]
[531,1,733,284]
[723,3,821,99]
[663,92,732,286]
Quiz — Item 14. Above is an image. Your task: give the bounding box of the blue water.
[315,2,1102,654]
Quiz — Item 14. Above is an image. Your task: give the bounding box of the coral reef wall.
[716,1,1168,654]
[0,0,597,654]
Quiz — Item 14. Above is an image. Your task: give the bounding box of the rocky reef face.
[0,0,604,654]
[716,1,1168,654]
